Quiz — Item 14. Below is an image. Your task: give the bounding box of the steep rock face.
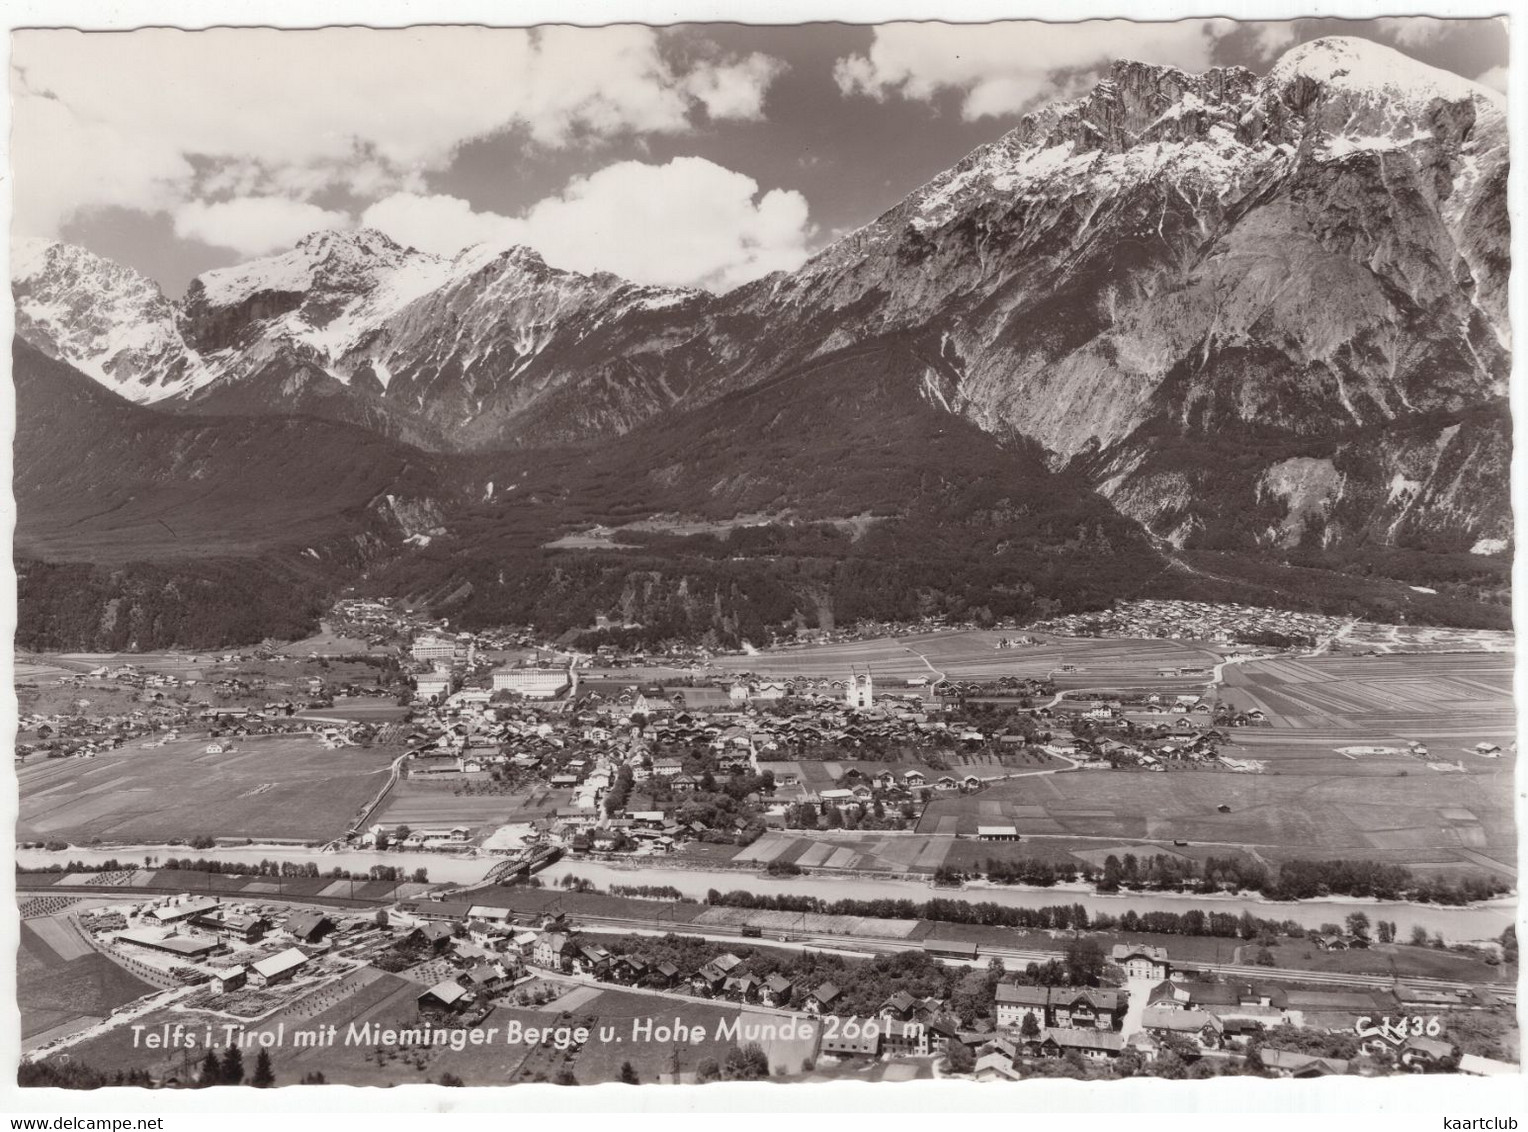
[322,243,714,448]
[13,239,211,403]
[11,37,1510,556]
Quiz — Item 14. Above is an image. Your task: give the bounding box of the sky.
[9,16,1509,296]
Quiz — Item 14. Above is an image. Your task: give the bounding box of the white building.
[491,668,569,699]
[416,675,450,701]
[1111,943,1171,980]
[411,636,456,662]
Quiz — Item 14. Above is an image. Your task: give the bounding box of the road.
[901,644,946,688]
[334,749,411,847]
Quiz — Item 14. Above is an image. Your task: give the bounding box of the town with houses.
[16,594,1519,1087]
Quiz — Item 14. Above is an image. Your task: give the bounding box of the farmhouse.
[282,911,335,944]
[1038,1028,1124,1061]
[418,980,473,1013]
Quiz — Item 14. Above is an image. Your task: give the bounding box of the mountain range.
[12,37,1512,649]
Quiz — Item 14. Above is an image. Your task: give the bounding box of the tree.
[438,1073,465,1086]
[724,1043,771,1080]
[374,909,389,929]
[1254,947,1276,967]
[695,1058,722,1083]
[299,1071,327,1085]
[618,1061,639,1085]
[252,1049,275,1088]
[1063,937,1105,986]
[1020,1013,1041,1039]
[220,1046,244,1086]
[198,1050,221,1087]
[1411,925,1430,947]
[944,1040,975,1074]
[411,867,429,884]
[1345,912,1371,940]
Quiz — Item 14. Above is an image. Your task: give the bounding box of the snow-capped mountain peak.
[12,237,212,403]
[1268,35,1504,112]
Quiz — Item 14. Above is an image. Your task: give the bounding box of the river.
[18,846,1515,942]
[534,860,1517,942]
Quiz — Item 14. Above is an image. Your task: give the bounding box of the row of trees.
[950,850,1507,906]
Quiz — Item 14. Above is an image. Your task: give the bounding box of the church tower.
[845,670,874,710]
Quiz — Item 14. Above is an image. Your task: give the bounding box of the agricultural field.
[295,697,409,724]
[17,734,400,844]
[711,631,1223,684]
[734,830,954,874]
[1220,653,1514,740]
[915,760,1516,871]
[18,915,156,1047]
[372,781,567,832]
[563,988,750,1084]
[283,622,394,655]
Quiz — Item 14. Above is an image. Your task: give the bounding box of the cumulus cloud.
[682,52,787,120]
[1374,17,1453,49]
[1476,64,1508,93]
[359,193,518,258]
[172,197,350,257]
[833,19,1242,120]
[1244,21,1302,61]
[11,26,787,237]
[364,158,813,293]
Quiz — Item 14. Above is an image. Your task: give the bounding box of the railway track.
[23,882,1509,1001]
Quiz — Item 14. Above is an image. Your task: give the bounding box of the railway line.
[22,879,1509,1002]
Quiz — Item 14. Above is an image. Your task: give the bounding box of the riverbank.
[16,845,1516,943]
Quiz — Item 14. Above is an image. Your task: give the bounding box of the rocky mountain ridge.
[13,36,1512,559]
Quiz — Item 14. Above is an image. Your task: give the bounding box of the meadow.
[372,781,568,833]
[710,631,1222,683]
[19,916,156,1046]
[17,734,399,844]
[915,763,1515,869]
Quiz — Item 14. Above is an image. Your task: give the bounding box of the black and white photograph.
[4,2,1520,1111]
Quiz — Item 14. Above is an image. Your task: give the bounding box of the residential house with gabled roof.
[282,910,335,944]
[878,990,924,1021]
[418,980,473,1013]
[724,973,763,1002]
[1141,1007,1224,1049]
[762,974,796,1008]
[1038,1027,1124,1060]
[1050,988,1126,1031]
[995,983,1051,1030]
[1259,1049,1350,1078]
[806,982,842,1014]
[573,944,612,977]
[532,931,577,972]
